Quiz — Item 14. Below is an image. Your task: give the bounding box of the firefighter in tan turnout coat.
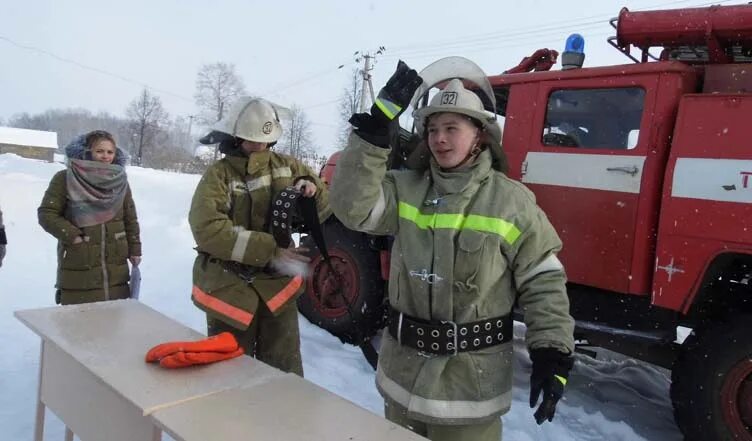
[189,97,330,376]
[330,60,576,440]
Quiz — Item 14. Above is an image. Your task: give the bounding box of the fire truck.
[297,4,752,440]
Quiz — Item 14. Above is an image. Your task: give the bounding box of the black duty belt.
[388,307,512,356]
[200,252,259,284]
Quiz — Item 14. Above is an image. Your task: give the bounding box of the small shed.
[0,126,58,162]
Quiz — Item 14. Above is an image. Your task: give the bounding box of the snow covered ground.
[0,153,683,440]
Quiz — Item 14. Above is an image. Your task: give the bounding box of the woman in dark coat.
[38,130,141,305]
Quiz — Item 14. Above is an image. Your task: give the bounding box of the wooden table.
[15,300,283,441]
[151,374,427,441]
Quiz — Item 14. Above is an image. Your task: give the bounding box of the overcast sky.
[1,0,746,155]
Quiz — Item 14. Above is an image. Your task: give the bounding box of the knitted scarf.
[65,159,128,227]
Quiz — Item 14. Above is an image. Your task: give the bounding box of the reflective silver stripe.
[271,167,292,179]
[376,368,511,419]
[230,180,247,193]
[515,254,564,287]
[247,175,271,191]
[360,186,387,231]
[397,312,403,345]
[231,229,252,262]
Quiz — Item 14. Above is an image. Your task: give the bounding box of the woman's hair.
[85,130,116,149]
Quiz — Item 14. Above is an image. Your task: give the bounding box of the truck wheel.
[297,218,386,346]
[671,317,752,441]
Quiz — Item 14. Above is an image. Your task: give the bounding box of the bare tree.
[336,68,362,149]
[278,105,315,159]
[194,62,247,126]
[126,88,169,166]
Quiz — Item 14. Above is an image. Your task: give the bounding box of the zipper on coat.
[100,224,110,300]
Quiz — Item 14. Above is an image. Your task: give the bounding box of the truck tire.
[671,316,752,441]
[297,217,386,346]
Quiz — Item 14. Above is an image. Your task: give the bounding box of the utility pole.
[186,114,195,152]
[213,101,225,161]
[354,47,386,112]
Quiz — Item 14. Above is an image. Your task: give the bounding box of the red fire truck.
[297,4,752,440]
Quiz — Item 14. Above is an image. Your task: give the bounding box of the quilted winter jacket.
[38,170,141,302]
[188,149,331,330]
[330,134,575,425]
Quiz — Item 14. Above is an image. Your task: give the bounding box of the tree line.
[5,62,340,174]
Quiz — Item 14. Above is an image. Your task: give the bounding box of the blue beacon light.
[562,33,586,70]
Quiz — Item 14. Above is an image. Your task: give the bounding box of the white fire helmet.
[211,97,283,144]
[413,79,501,144]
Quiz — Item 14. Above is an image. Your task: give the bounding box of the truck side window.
[542,87,645,150]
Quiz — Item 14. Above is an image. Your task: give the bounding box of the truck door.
[513,75,660,294]
[655,94,752,311]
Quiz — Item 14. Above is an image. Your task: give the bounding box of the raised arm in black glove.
[529,347,574,424]
[349,60,423,148]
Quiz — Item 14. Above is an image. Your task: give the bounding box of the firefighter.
[189,97,330,376]
[330,61,575,440]
[38,130,141,305]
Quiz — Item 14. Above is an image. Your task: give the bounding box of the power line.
[0,35,193,103]
[385,0,739,59]
[259,61,357,98]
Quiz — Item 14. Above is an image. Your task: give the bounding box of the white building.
[0,127,58,162]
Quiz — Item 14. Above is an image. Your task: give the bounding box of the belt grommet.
[497,320,503,328]
[485,322,492,331]
[460,328,468,336]
[460,341,468,349]
[486,335,493,344]
[498,332,504,341]
[431,343,439,351]
[473,325,480,333]
[417,340,424,348]
[473,338,480,347]
[417,328,424,336]
[431,330,440,338]
[447,329,454,337]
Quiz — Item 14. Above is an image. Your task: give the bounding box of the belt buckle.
[442,320,458,356]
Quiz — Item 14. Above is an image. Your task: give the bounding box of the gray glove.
[268,247,310,277]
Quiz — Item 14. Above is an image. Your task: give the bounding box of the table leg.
[34,340,46,441]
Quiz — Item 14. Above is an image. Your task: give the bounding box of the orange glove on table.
[145,332,244,368]
[159,347,245,369]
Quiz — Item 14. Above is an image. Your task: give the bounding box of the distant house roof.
[0,126,58,149]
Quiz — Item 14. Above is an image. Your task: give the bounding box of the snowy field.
[0,153,683,440]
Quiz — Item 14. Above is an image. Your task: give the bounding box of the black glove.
[349,60,423,148]
[529,347,574,424]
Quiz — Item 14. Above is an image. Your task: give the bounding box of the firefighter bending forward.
[189,97,330,376]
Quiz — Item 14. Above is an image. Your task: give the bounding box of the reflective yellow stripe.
[555,375,567,386]
[375,98,402,120]
[398,202,522,245]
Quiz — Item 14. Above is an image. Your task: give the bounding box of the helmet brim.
[199,130,236,145]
